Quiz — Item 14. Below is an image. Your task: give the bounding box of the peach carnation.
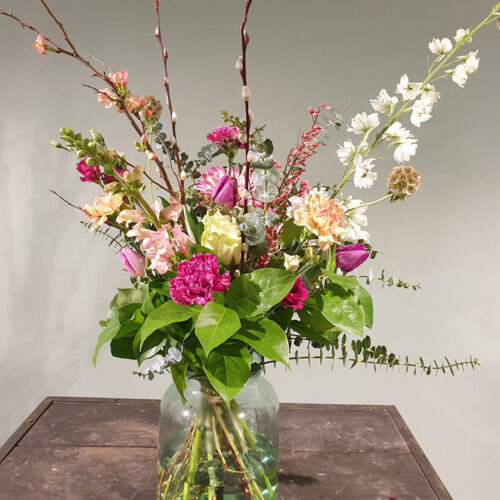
[287,188,344,251]
[84,192,124,231]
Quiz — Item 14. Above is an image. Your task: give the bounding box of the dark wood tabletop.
[0,397,451,499]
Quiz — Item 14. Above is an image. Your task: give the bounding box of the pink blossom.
[33,34,46,55]
[171,223,192,257]
[125,94,146,112]
[97,88,116,109]
[109,70,128,87]
[169,253,231,306]
[159,197,183,223]
[76,157,100,183]
[118,248,146,278]
[206,126,243,149]
[139,227,176,275]
[195,166,249,203]
[281,277,308,310]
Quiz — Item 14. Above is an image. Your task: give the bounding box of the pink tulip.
[211,175,237,208]
[118,248,146,278]
[335,243,370,273]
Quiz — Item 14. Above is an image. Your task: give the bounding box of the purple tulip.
[211,175,237,208]
[336,243,370,272]
[119,248,146,278]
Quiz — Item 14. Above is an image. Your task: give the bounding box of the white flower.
[410,101,432,128]
[353,155,377,189]
[451,64,468,87]
[428,37,453,58]
[394,138,418,163]
[347,112,380,135]
[384,121,411,142]
[462,51,479,73]
[370,89,398,114]
[284,253,302,272]
[339,196,370,243]
[454,28,471,43]
[336,139,368,166]
[420,84,441,106]
[396,74,422,101]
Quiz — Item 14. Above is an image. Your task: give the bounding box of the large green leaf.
[203,342,251,405]
[226,268,297,318]
[354,284,373,329]
[93,314,121,365]
[297,300,334,332]
[140,301,200,348]
[324,270,359,292]
[316,287,365,337]
[233,317,289,366]
[278,219,302,246]
[110,336,136,359]
[289,320,335,346]
[110,288,142,309]
[195,302,241,356]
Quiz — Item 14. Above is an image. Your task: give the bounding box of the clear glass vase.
[157,370,279,500]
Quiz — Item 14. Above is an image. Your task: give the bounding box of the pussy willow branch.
[154,0,185,204]
[239,0,254,270]
[0,1,177,199]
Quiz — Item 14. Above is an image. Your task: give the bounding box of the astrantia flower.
[454,28,471,44]
[33,34,46,55]
[353,155,377,189]
[195,166,248,201]
[206,126,243,148]
[281,277,308,310]
[428,37,453,58]
[201,211,242,266]
[84,192,124,231]
[76,157,100,183]
[347,112,380,135]
[169,253,231,306]
[287,188,344,251]
[396,74,422,101]
[370,89,398,114]
[336,140,368,166]
[339,196,370,243]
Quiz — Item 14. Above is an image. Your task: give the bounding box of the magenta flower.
[212,175,237,208]
[102,167,127,185]
[169,253,231,306]
[206,126,243,149]
[118,248,146,278]
[336,243,370,273]
[281,277,308,310]
[76,157,100,183]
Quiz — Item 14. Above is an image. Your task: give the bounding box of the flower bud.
[119,248,146,278]
[247,151,256,163]
[163,49,168,58]
[155,27,160,37]
[169,135,176,146]
[233,269,241,278]
[242,86,251,102]
[235,56,244,72]
[248,109,254,123]
[336,244,370,273]
[240,189,250,201]
[172,111,177,124]
[141,134,148,144]
[180,170,187,181]
[241,242,249,253]
[244,30,249,45]
[147,151,156,161]
[211,175,237,209]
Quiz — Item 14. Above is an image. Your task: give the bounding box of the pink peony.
[169,253,231,306]
[206,126,243,149]
[281,277,308,310]
[76,157,100,183]
[118,248,146,278]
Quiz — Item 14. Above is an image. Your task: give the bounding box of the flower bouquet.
[3,0,499,498]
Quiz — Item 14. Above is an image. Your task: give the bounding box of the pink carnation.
[169,253,231,306]
[281,277,308,310]
[206,126,243,148]
[76,157,100,183]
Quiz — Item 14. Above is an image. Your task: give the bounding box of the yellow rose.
[201,211,241,266]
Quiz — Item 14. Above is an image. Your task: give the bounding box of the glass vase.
[157,370,279,499]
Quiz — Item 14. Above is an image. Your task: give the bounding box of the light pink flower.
[139,227,176,275]
[33,34,46,55]
[97,88,116,109]
[118,248,146,278]
[171,223,192,257]
[125,94,146,112]
[169,253,231,306]
[109,70,128,87]
[206,126,243,149]
[159,197,183,223]
[116,209,146,226]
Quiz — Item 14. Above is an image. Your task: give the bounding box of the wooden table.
[0,397,451,499]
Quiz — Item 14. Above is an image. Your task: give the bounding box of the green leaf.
[141,284,155,315]
[278,219,302,246]
[137,330,168,365]
[324,270,359,292]
[271,306,294,330]
[195,302,241,356]
[110,288,142,309]
[233,317,289,367]
[140,301,200,348]
[289,320,334,346]
[93,314,120,365]
[354,284,373,329]
[203,342,251,405]
[184,207,203,245]
[110,336,136,359]
[316,287,365,337]
[297,300,334,332]
[226,268,297,318]
[171,363,188,401]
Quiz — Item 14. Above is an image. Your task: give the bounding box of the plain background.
[1,0,499,498]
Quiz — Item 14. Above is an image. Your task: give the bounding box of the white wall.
[1,1,499,498]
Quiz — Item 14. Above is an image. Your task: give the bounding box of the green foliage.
[278,219,302,246]
[195,302,241,356]
[233,317,289,367]
[226,268,296,318]
[203,342,251,405]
